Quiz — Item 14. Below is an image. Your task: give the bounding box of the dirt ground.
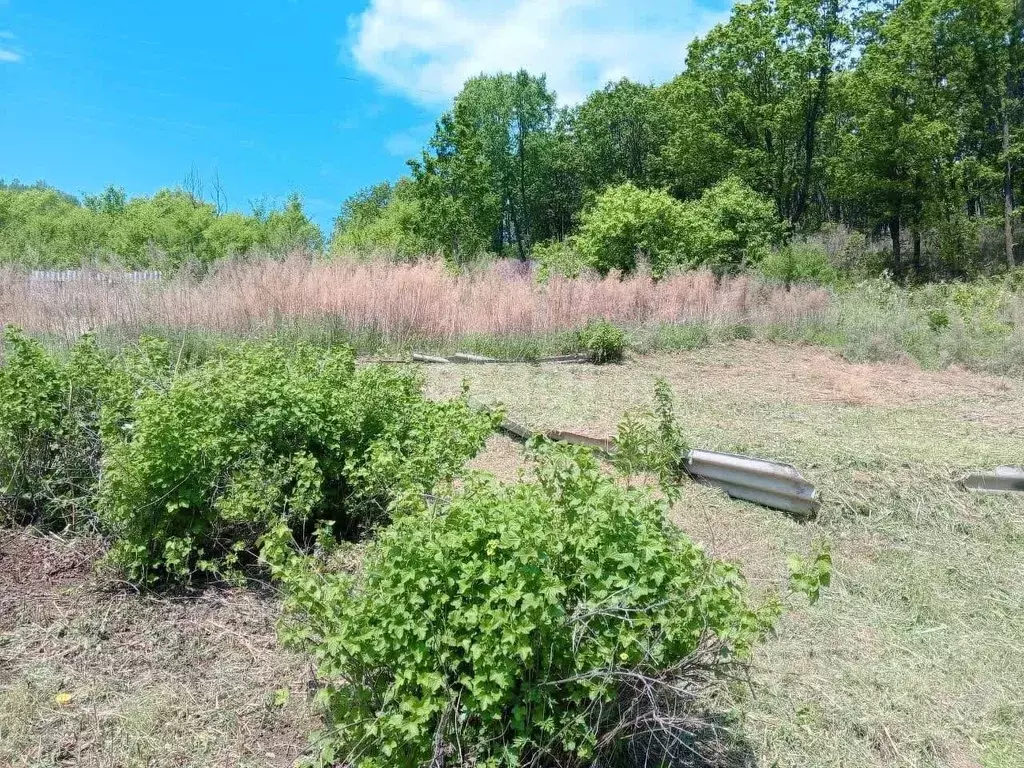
[2,340,1022,768]
[0,531,314,768]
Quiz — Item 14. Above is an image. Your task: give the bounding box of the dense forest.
[2,0,1021,284]
[335,0,1024,282]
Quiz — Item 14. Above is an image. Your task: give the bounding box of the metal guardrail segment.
[448,353,499,363]
[961,466,1024,493]
[684,449,820,517]
[469,401,820,516]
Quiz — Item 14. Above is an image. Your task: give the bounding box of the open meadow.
[2,340,1022,768]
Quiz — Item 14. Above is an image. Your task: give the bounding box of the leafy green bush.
[532,238,589,279]
[679,177,783,272]
[0,182,324,269]
[576,318,626,363]
[0,328,110,527]
[572,179,782,278]
[330,179,429,260]
[760,241,840,286]
[614,379,690,494]
[573,183,689,277]
[99,343,498,583]
[279,442,770,767]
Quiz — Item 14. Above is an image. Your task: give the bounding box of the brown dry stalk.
[0,255,831,343]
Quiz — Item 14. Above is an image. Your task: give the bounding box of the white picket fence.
[28,269,163,284]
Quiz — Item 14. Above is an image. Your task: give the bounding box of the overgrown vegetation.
[99,342,497,583]
[0,181,323,269]
[1,329,801,766]
[0,330,498,583]
[0,328,107,527]
[277,440,774,767]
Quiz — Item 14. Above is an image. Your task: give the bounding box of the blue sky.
[0,0,729,232]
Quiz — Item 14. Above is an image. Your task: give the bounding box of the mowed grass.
[425,341,1024,768]
[2,340,1021,767]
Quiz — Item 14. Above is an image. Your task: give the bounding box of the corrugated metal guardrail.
[684,449,821,517]
[961,466,1024,493]
[475,402,822,517]
[413,352,593,365]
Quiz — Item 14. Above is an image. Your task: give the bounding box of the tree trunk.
[890,216,902,279]
[1004,102,1016,269]
[912,229,923,279]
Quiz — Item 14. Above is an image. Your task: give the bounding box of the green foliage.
[279,442,770,767]
[682,176,783,271]
[613,380,690,499]
[0,328,110,527]
[575,318,625,363]
[98,343,498,583]
[573,183,690,276]
[330,179,429,260]
[0,183,323,269]
[573,179,782,277]
[761,241,840,285]
[788,541,833,605]
[532,238,588,279]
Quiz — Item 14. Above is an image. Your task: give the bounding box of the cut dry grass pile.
[0,257,829,344]
[0,530,314,768]
[425,341,1024,768]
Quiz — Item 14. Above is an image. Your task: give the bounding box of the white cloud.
[0,30,23,62]
[348,0,727,106]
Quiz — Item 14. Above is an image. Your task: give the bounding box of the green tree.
[410,102,499,263]
[568,79,665,194]
[412,71,558,259]
[661,0,849,227]
[330,179,428,259]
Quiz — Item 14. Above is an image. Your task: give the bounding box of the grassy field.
[425,342,1024,768]
[2,340,1022,767]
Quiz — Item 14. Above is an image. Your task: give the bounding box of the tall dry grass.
[0,255,831,345]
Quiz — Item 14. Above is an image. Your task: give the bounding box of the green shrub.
[0,328,110,527]
[330,179,429,260]
[532,238,588,279]
[760,241,840,286]
[572,179,783,278]
[278,442,770,767]
[680,177,783,272]
[576,318,626,363]
[573,183,689,277]
[613,379,690,494]
[99,343,498,583]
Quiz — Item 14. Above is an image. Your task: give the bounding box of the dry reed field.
[0,256,830,344]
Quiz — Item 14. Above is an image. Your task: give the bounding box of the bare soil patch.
[0,531,314,768]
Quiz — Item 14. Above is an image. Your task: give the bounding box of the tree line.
[0,179,324,270]
[334,0,1023,281]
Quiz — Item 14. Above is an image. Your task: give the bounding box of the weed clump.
[0,328,109,527]
[576,318,626,364]
[99,342,498,583]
